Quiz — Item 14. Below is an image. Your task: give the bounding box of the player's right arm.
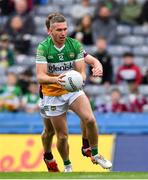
[36,44,65,84]
[36,63,56,84]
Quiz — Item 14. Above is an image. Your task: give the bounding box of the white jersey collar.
[54,44,65,52]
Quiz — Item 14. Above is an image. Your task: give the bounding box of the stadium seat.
[31,35,45,46]
[84,85,107,96]
[112,56,122,67]
[119,35,145,46]
[0,75,6,85]
[89,0,99,4]
[133,26,148,35]
[112,57,121,75]
[34,16,46,26]
[122,0,146,4]
[111,85,129,95]
[113,64,119,75]
[37,0,52,5]
[52,0,75,5]
[114,0,123,3]
[36,26,47,35]
[144,37,148,44]
[144,58,148,67]
[122,0,131,4]
[133,46,148,56]
[85,84,130,96]
[8,65,28,74]
[107,45,131,56]
[65,16,74,26]
[136,0,146,4]
[117,25,132,36]
[134,56,145,68]
[0,16,8,26]
[62,6,73,15]
[139,86,148,96]
[15,55,35,65]
[29,46,36,55]
[84,45,97,54]
[74,0,81,3]
[35,5,60,16]
[15,54,27,65]
[0,67,6,75]
[68,25,75,35]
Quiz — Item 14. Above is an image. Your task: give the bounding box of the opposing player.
[36,13,112,172]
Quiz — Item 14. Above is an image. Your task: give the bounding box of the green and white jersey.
[36,36,84,96]
[0,85,21,111]
[22,93,40,109]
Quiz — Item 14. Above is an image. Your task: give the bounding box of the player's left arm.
[74,59,86,81]
[74,41,86,81]
[84,54,103,77]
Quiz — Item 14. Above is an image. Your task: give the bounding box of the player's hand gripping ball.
[61,70,83,92]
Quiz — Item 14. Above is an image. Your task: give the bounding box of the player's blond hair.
[45,13,66,29]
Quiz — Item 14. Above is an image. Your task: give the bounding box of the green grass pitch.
[0,172,148,179]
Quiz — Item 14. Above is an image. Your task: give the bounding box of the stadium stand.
[0,0,148,109]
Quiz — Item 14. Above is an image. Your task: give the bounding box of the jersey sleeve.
[36,44,47,63]
[75,41,85,61]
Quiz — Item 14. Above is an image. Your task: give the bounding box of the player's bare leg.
[50,113,72,172]
[70,94,98,147]
[80,121,91,157]
[42,118,55,153]
[41,118,60,172]
[70,94,112,169]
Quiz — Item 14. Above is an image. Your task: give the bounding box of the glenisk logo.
[48,62,74,73]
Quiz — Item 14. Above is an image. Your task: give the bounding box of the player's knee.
[48,131,55,138]
[41,129,55,139]
[86,116,96,128]
[46,127,55,136]
[57,132,68,142]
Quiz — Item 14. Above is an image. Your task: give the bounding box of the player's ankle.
[82,138,90,149]
[91,147,98,156]
[64,159,71,166]
[44,152,53,161]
